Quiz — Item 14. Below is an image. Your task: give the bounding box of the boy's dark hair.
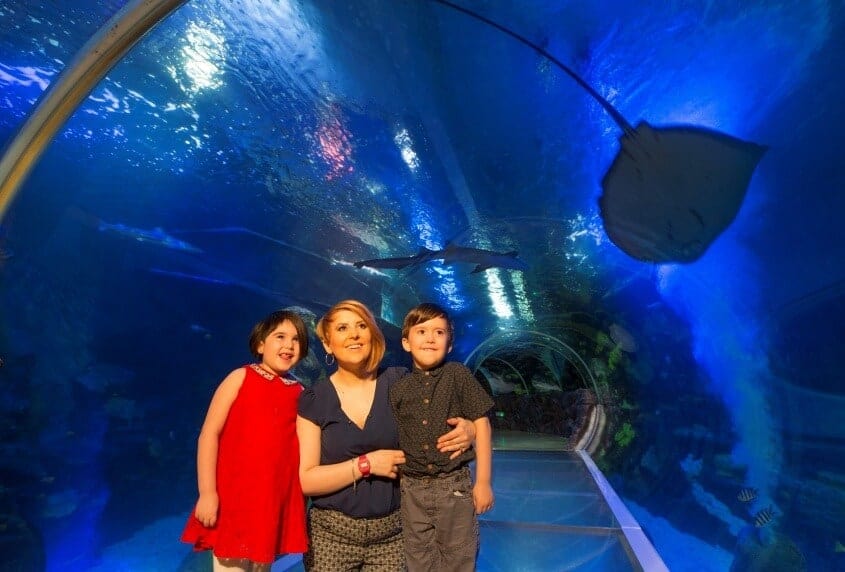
[402,302,454,342]
[248,309,309,359]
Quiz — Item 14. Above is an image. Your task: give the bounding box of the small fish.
[737,487,758,503]
[835,541,845,553]
[189,323,213,340]
[753,506,775,528]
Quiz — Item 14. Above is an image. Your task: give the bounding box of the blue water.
[1,1,844,570]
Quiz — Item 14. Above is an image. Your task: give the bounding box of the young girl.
[182,310,309,571]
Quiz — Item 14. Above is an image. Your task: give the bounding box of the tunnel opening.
[465,329,608,454]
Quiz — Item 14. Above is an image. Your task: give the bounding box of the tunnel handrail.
[0,0,187,220]
[577,450,670,571]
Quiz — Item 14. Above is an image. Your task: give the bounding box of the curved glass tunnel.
[1,1,843,570]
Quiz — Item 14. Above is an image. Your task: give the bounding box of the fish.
[353,250,433,271]
[439,243,528,273]
[354,243,527,274]
[530,379,562,393]
[97,220,203,253]
[68,207,203,254]
[835,541,845,553]
[753,506,775,528]
[737,487,758,503]
[189,323,213,340]
[609,323,638,353]
[148,268,231,285]
[478,366,517,395]
[599,123,766,263]
[430,0,766,264]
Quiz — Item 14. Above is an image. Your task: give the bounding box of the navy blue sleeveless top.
[297,366,406,517]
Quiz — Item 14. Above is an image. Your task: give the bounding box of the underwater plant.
[614,421,636,448]
[607,345,623,374]
[594,331,612,354]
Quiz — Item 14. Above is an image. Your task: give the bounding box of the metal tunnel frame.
[465,329,608,453]
[0,0,188,220]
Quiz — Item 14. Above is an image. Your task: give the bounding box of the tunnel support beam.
[0,0,188,220]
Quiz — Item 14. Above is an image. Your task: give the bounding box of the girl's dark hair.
[248,310,310,359]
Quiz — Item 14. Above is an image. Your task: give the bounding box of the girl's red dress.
[181,364,307,563]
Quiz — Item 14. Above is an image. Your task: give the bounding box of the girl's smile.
[258,320,302,376]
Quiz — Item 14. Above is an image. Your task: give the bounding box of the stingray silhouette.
[431,0,767,263]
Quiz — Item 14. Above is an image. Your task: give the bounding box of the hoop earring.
[325,353,335,366]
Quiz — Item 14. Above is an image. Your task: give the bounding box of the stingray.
[609,323,638,353]
[431,0,767,263]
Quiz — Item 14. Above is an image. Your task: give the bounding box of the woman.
[297,300,475,570]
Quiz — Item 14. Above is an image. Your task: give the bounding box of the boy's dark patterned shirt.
[389,361,493,477]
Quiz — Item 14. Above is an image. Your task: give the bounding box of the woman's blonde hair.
[316,299,385,373]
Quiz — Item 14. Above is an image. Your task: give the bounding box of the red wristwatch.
[357,455,371,478]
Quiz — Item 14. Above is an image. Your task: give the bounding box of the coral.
[731,530,806,572]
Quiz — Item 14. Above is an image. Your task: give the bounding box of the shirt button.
[422,419,428,425]
[423,398,429,404]
[422,444,429,450]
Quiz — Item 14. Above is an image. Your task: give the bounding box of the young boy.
[389,302,494,572]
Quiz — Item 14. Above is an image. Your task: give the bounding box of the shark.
[354,243,528,274]
[97,221,203,253]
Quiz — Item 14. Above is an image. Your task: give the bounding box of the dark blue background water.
[1,1,843,570]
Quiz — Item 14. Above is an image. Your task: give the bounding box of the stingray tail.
[429,0,634,135]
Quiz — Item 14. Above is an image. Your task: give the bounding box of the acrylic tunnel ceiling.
[1,0,844,570]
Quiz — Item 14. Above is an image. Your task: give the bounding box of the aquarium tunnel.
[1,1,843,570]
